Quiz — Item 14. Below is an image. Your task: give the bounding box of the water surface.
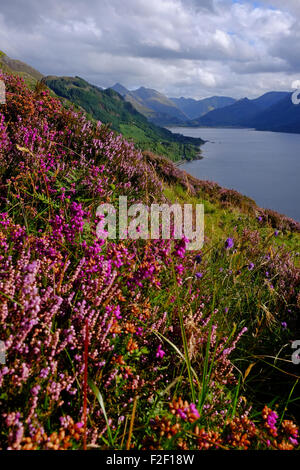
[169,127,300,221]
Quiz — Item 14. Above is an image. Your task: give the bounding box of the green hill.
[0,52,204,161]
[44,75,204,161]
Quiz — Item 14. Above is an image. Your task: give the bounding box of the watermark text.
[0,80,5,104]
[96,196,204,251]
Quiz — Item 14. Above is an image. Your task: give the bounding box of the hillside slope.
[44,75,204,161]
[0,50,43,85]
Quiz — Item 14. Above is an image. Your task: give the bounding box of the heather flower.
[189,403,200,419]
[136,327,143,336]
[263,406,278,437]
[177,409,187,420]
[289,437,298,446]
[175,264,184,275]
[224,238,234,249]
[173,238,187,259]
[248,263,255,271]
[40,368,50,378]
[156,345,165,359]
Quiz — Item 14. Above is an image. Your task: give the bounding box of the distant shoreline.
[167,125,300,136]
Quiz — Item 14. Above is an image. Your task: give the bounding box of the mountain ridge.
[170,95,236,120]
[110,83,189,125]
[189,91,299,133]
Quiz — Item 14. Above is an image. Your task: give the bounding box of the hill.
[0,50,43,85]
[44,75,204,161]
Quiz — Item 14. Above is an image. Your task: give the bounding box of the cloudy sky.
[1,0,300,99]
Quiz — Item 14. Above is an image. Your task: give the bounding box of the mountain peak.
[111,83,129,96]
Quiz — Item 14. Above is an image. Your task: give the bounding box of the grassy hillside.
[0,50,43,87]
[0,52,203,161]
[44,75,204,161]
[0,73,299,451]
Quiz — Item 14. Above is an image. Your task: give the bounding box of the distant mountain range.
[110,83,188,125]
[110,83,236,125]
[169,96,236,120]
[189,91,300,133]
[110,83,300,135]
[248,94,300,133]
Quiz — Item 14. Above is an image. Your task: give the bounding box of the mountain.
[249,93,300,133]
[111,82,129,95]
[191,97,261,127]
[111,83,156,119]
[132,87,188,123]
[170,96,236,120]
[44,75,204,161]
[251,91,290,110]
[190,91,291,129]
[110,83,188,125]
[0,50,43,84]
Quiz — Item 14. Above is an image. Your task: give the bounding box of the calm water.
[169,127,300,222]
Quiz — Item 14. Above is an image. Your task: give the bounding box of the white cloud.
[0,0,299,98]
